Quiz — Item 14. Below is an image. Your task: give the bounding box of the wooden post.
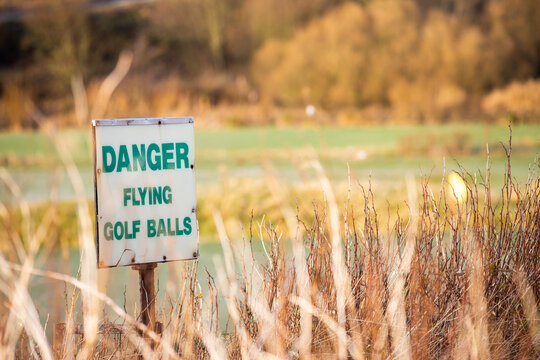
[133,263,157,333]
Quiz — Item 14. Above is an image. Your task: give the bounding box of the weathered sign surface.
[92,117,197,268]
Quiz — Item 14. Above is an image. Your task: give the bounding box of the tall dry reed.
[0,131,538,359]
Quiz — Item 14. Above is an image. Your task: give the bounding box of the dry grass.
[0,130,539,359]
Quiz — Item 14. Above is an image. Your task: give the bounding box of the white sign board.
[92,117,197,268]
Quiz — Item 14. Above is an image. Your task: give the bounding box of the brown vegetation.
[1,0,539,126]
[253,0,540,122]
[0,133,539,358]
[483,79,540,123]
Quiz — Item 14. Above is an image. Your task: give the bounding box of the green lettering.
[183,217,192,235]
[116,145,132,172]
[147,143,161,171]
[147,219,156,237]
[162,143,175,169]
[166,218,174,236]
[114,222,124,240]
[123,188,131,206]
[133,220,140,238]
[138,187,147,205]
[127,222,133,239]
[132,144,146,171]
[102,146,116,173]
[164,186,172,204]
[152,187,162,205]
[157,219,167,237]
[175,143,189,169]
[175,217,184,235]
[104,222,113,240]
[133,189,140,206]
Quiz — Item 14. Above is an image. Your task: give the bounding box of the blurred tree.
[0,21,26,67]
[202,0,225,67]
[252,2,372,108]
[24,0,89,86]
[1,0,539,126]
[414,0,488,22]
[251,0,540,121]
[141,0,212,74]
[0,80,29,129]
[87,10,140,76]
[486,0,540,81]
[252,1,422,110]
[237,0,341,52]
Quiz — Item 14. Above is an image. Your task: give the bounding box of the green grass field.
[0,124,538,197]
[1,123,539,163]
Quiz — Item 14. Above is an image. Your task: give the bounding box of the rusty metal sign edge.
[92,117,193,127]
